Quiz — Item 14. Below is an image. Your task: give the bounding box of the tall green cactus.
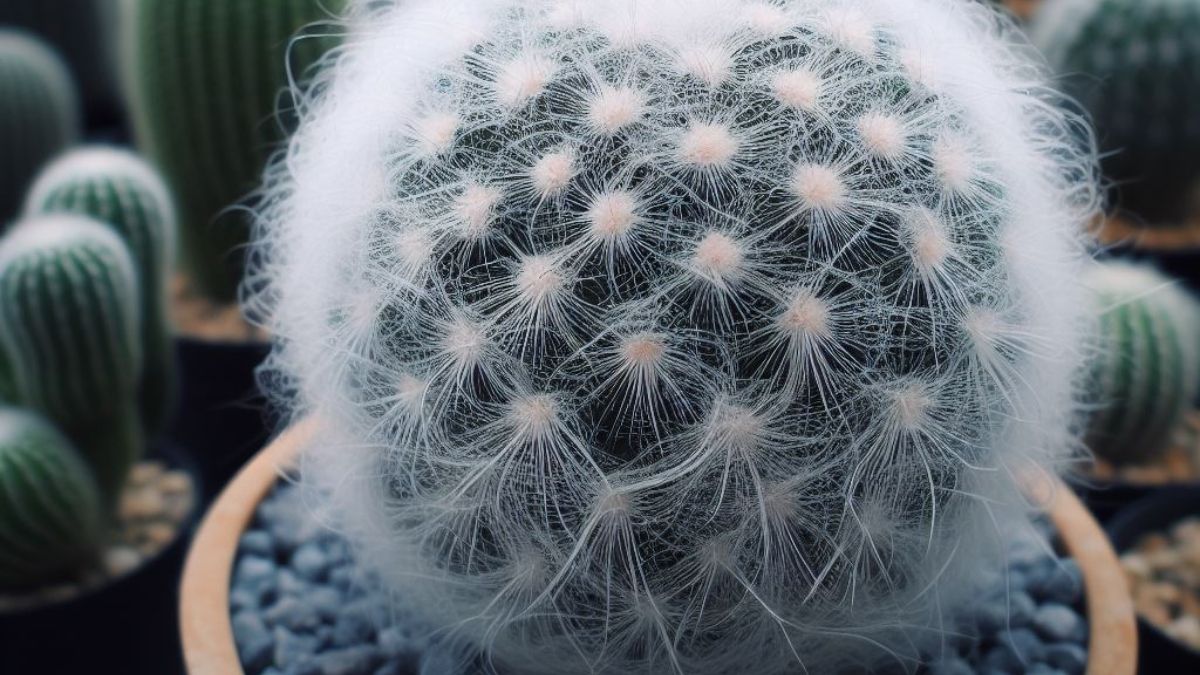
[0,30,80,223]
[123,0,344,303]
[0,215,143,500]
[1086,262,1200,464]
[0,406,104,591]
[25,147,178,438]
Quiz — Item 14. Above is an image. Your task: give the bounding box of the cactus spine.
[255,1,1096,672]
[0,407,104,591]
[1031,0,1200,226]
[0,30,80,223]
[25,148,178,438]
[122,0,345,302]
[1085,262,1200,463]
[0,216,142,500]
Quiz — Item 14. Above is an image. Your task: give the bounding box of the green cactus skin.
[0,406,104,591]
[1032,0,1200,226]
[0,30,81,224]
[25,148,179,439]
[123,0,345,302]
[0,1,120,120]
[1086,262,1200,464]
[0,215,143,500]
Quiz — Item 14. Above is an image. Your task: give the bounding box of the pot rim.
[180,423,1137,675]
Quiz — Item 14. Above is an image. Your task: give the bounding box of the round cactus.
[253,1,1097,672]
[25,147,179,438]
[122,0,346,303]
[0,406,104,591]
[0,30,80,223]
[1085,262,1200,464]
[0,215,143,500]
[1031,0,1200,226]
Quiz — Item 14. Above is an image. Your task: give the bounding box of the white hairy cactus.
[250,1,1099,672]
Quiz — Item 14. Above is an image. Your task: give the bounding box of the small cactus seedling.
[123,0,345,303]
[0,215,143,501]
[25,147,179,438]
[0,406,104,591]
[1031,0,1200,226]
[1085,262,1200,464]
[0,30,80,223]
[253,1,1097,672]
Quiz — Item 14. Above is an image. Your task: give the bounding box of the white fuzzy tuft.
[586,86,646,134]
[678,123,740,168]
[771,68,822,112]
[791,163,847,212]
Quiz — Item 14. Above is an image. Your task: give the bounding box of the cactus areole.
[252,1,1098,672]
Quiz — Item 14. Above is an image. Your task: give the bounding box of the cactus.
[25,147,178,438]
[0,0,120,120]
[0,215,143,501]
[1031,0,1200,226]
[122,0,346,303]
[1085,262,1200,464]
[0,30,80,223]
[252,1,1097,672]
[0,406,104,591]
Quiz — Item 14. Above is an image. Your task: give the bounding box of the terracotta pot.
[1002,0,1041,20]
[181,424,1138,675]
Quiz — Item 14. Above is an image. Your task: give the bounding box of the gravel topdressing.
[232,483,1089,675]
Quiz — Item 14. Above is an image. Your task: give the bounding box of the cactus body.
[1085,262,1200,463]
[0,407,104,591]
[0,0,120,120]
[0,216,142,500]
[123,0,344,302]
[0,31,80,223]
[25,148,178,438]
[254,1,1097,672]
[1032,0,1200,226]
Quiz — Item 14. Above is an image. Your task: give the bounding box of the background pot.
[180,425,1138,675]
[1106,487,1200,673]
[0,444,201,675]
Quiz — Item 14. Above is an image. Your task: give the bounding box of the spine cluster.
[255,1,1097,673]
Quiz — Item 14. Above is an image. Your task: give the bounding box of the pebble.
[241,530,275,559]
[103,546,143,578]
[1034,603,1086,643]
[294,542,331,582]
[315,646,383,675]
[1122,516,1200,651]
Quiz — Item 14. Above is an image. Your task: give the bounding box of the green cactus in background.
[0,406,104,591]
[0,0,120,121]
[25,148,178,439]
[123,0,345,303]
[0,30,80,223]
[0,215,143,500]
[1086,262,1200,464]
[1031,0,1200,226]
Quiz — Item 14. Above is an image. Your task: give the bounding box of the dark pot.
[1069,476,1161,525]
[170,336,272,501]
[1106,487,1200,674]
[0,444,201,675]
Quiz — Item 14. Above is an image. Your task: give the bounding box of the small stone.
[1025,666,1067,675]
[979,643,1023,673]
[104,546,143,577]
[236,556,277,588]
[273,627,320,670]
[129,461,166,487]
[164,494,194,523]
[1044,642,1087,674]
[329,566,356,592]
[374,663,408,675]
[975,591,1035,633]
[159,470,192,497]
[240,530,275,559]
[141,522,178,548]
[309,587,344,622]
[419,646,466,675]
[314,646,383,675]
[1030,560,1083,605]
[929,656,973,675]
[120,487,166,521]
[332,612,376,647]
[378,625,425,657]
[234,612,274,672]
[997,627,1045,664]
[230,588,259,612]
[292,542,330,582]
[1034,604,1086,643]
[1166,614,1200,649]
[265,597,323,633]
[276,568,308,598]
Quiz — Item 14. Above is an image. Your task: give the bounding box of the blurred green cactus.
[25,147,178,438]
[123,0,344,302]
[0,407,104,591]
[1086,262,1200,464]
[0,30,80,223]
[0,215,143,500]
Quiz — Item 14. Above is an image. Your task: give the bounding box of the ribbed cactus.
[0,0,120,120]
[0,215,143,501]
[0,30,80,223]
[1031,0,1200,226]
[0,407,104,591]
[122,0,345,303]
[1085,262,1200,464]
[253,1,1097,672]
[25,148,178,438]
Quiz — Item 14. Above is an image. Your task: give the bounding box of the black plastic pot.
[0,445,201,675]
[1069,475,1162,525]
[1106,487,1200,674]
[170,336,272,501]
